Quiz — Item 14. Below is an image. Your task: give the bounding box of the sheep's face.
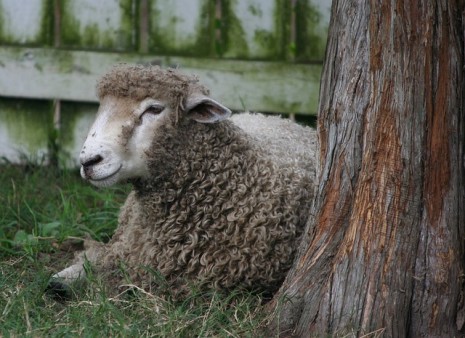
[80,94,231,187]
[80,96,169,187]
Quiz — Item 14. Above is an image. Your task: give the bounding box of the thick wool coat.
[68,64,319,297]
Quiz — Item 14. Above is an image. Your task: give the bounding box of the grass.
[0,162,269,337]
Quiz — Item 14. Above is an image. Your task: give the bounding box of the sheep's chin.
[81,164,123,188]
[88,175,120,188]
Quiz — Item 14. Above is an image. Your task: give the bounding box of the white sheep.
[49,64,318,298]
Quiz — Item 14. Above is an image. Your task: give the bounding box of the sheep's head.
[80,64,231,187]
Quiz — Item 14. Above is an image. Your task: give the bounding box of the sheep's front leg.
[47,239,105,300]
[52,258,87,282]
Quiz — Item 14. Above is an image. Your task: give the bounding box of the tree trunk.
[267,0,465,336]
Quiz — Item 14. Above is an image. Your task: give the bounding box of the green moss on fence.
[61,0,135,51]
[60,102,96,151]
[40,0,54,46]
[149,0,215,57]
[218,0,249,58]
[295,1,328,61]
[0,0,53,46]
[0,98,53,157]
[219,0,292,61]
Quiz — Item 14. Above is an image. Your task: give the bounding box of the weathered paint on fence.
[149,0,215,56]
[60,102,98,166]
[220,0,289,60]
[295,0,331,61]
[0,0,52,45]
[60,0,136,50]
[0,46,322,113]
[0,0,331,166]
[0,98,53,163]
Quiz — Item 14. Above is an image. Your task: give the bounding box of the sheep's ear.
[185,96,232,123]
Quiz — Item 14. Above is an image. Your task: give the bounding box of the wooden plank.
[220,0,290,60]
[295,0,332,61]
[149,0,215,56]
[60,102,98,166]
[0,98,53,163]
[60,0,136,51]
[0,0,52,45]
[0,46,321,114]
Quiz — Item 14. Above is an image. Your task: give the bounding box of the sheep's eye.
[143,105,164,116]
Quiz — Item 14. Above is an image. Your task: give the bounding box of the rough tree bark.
[267,0,465,336]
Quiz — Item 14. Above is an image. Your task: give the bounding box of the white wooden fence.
[0,0,331,166]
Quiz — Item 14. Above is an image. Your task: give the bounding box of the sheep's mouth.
[88,164,123,183]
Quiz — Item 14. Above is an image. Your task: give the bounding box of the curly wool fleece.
[97,63,209,120]
[93,65,318,296]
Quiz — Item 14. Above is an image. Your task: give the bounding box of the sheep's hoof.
[45,279,72,301]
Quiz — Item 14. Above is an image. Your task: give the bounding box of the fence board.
[0,98,52,163]
[60,102,98,166]
[0,0,52,45]
[220,0,289,60]
[295,0,332,61]
[60,0,136,50]
[149,0,215,56]
[0,46,321,114]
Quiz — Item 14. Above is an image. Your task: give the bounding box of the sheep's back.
[231,113,318,175]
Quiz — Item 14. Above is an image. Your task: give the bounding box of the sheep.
[49,64,318,299]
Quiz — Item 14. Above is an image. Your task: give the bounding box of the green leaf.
[39,221,61,237]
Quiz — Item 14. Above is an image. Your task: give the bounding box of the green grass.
[0,163,269,337]
[0,161,125,247]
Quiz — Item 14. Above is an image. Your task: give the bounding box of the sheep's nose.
[81,154,103,168]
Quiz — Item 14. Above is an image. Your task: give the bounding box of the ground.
[0,162,267,336]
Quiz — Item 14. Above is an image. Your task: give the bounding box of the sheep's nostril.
[82,155,103,168]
